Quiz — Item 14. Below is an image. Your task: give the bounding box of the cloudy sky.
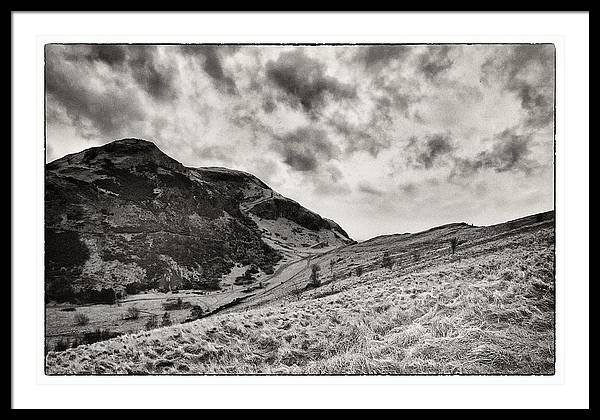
[45,44,554,240]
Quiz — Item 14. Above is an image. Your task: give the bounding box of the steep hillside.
[45,138,353,304]
[46,211,555,375]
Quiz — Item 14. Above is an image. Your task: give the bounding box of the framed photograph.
[12,11,589,409]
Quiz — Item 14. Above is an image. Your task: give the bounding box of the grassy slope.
[46,213,554,375]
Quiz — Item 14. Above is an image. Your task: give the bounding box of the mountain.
[45,138,354,303]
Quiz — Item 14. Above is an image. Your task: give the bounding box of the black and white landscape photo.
[44,44,555,375]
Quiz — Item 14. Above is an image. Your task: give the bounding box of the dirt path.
[239,189,273,213]
[220,254,315,312]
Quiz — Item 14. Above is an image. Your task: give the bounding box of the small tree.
[73,312,89,326]
[356,266,364,277]
[381,252,394,270]
[161,312,172,327]
[450,237,458,254]
[188,305,204,321]
[310,264,321,287]
[125,305,140,320]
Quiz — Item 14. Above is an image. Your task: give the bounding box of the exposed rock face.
[249,197,350,238]
[45,138,353,303]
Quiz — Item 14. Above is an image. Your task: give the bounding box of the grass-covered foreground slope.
[46,212,554,375]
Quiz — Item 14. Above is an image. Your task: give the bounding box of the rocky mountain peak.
[48,138,185,172]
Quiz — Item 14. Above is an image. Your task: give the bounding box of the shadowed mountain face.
[45,138,353,303]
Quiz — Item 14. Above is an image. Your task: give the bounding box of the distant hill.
[45,138,353,303]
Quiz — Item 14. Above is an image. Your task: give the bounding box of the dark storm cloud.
[45,45,177,139]
[405,134,456,169]
[284,152,317,172]
[451,127,537,177]
[45,47,146,138]
[482,44,554,129]
[180,45,239,95]
[274,126,340,172]
[126,46,178,101]
[59,45,178,102]
[265,49,356,115]
[66,45,128,67]
[355,45,411,70]
[418,46,454,80]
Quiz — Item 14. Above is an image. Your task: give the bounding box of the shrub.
[81,329,120,345]
[161,312,172,327]
[79,287,116,304]
[450,237,459,254]
[310,264,321,287]
[356,266,364,277]
[162,297,182,310]
[125,282,143,295]
[145,314,159,330]
[53,338,71,352]
[381,252,394,269]
[73,313,89,326]
[235,267,258,285]
[45,277,76,304]
[186,305,204,322]
[162,297,191,311]
[124,305,140,320]
[291,283,303,301]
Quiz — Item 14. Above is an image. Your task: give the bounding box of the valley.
[44,139,354,351]
[46,208,555,374]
